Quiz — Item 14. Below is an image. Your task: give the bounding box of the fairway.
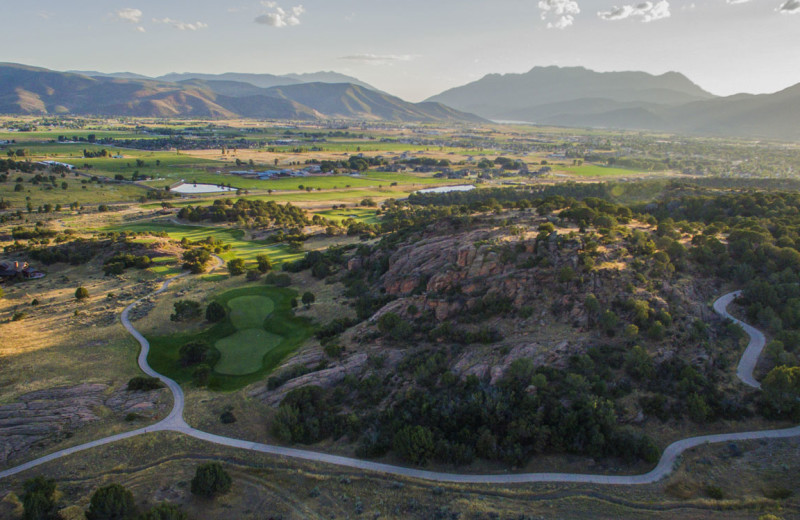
[214,329,282,376]
[227,295,274,329]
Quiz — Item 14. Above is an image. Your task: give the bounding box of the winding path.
[2,282,799,485]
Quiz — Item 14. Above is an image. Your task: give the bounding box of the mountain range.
[1,63,483,123]
[4,63,800,140]
[427,66,800,140]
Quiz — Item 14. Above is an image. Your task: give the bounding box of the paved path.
[2,286,798,484]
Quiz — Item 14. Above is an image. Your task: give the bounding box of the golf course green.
[147,285,314,390]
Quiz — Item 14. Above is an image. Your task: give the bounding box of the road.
[1,283,798,484]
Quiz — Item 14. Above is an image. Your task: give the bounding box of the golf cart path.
[2,282,799,484]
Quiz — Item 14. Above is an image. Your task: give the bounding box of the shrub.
[22,476,57,520]
[245,269,261,281]
[126,376,162,391]
[220,410,237,424]
[179,342,210,367]
[170,300,201,322]
[324,343,345,358]
[393,425,435,466]
[75,286,89,300]
[256,254,272,273]
[205,301,226,323]
[190,463,232,498]
[265,272,291,287]
[140,503,188,520]
[227,258,246,276]
[85,483,136,520]
[12,311,27,321]
[302,291,315,308]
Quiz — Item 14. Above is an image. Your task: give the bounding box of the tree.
[762,365,800,419]
[393,425,435,465]
[227,258,246,276]
[140,503,187,520]
[170,300,201,322]
[599,310,619,336]
[85,483,136,520]
[179,342,210,367]
[21,476,57,520]
[301,291,315,308]
[75,287,89,300]
[205,301,226,323]
[255,254,272,273]
[190,463,232,498]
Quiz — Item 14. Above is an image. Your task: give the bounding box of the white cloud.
[115,8,143,24]
[255,4,305,27]
[538,0,581,29]
[598,1,671,22]
[338,54,416,64]
[778,0,800,13]
[726,0,752,4]
[153,18,209,30]
[136,26,146,33]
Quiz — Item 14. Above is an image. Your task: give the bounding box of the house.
[0,260,45,280]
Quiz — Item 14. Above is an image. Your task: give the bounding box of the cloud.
[338,54,415,64]
[778,0,800,13]
[538,0,581,29]
[115,8,143,24]
[598,1,671,22]
[726,0,751,4]
[153,18,209,30]
[255,4,305,27]
[136,26,146,33]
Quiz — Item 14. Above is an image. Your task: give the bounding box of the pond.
[416,184,476,194]
[170,182,238,194]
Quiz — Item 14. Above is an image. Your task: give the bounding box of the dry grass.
[0,431,795,520]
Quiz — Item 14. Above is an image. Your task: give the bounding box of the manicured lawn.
[316,208,380,224]
[227,295,274,329]
[214,329,281,376]
[101,222,303,265]
[147,285,314,390]
[560,163,650,177]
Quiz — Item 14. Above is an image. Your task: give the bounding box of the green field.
[560,163,650,177]
[317,208,380,224]
[147,285,314,390]
[102,222,303,264]
[0,170,148,207]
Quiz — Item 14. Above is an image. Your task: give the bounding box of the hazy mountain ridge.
[0,63,483,123]
[428,65,800,140]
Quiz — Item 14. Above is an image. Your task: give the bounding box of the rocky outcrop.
[0,383,168,465]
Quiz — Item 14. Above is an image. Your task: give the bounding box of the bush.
[256,254,272,273]
[12,311,27,321]
[21,476,57,520]
[179,342,210,367]
[85,483,136,520]
[302,291,315,308]
[205,301,226,323]
[140,503,188,520]
[393,425,435,466]
[220,410,237,424]
[192,365,211,387]
[227,258,246,276]
[265,272,291,287]
[246,270,261,281]
[170,300,201,322]
[190,463,232,498]
[75,286,89,300]
[126,376,162,391]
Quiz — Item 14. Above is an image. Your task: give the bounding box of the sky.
[3,0,799,101]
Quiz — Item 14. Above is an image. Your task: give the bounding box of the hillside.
[0,63,481,122]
